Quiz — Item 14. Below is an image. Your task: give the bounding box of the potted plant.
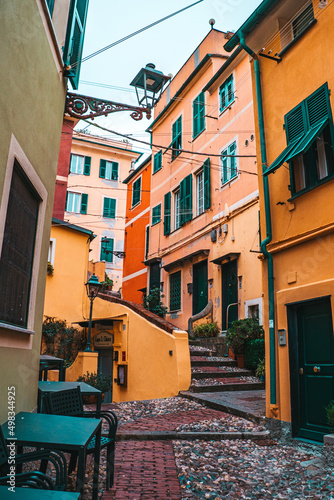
[326,400,334,429]
[193,322,220,339]
[255,359,265,381]
[100,273,113,292]
[77,371,112,403]
[47,262,54,276]
[226,318,264,368]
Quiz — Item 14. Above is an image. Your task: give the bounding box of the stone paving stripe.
[116,430,270,441]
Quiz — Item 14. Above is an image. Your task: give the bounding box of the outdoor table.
[38,381,102,414]
[39,355,66,381]
[2,412,101,500]
[0,485,80,499]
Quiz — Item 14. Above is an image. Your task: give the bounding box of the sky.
[76,0,263,159]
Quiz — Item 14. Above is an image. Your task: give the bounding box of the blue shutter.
[164,192,171,235]
[99,159,106,178]
[83,156,91,175]
[80,193,88,214]
[63,0,89,90]
[203,158,210,209]
[112,162,119,180]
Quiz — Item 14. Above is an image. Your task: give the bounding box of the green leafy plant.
[255,359,265,379]
[193,321,220,338]
[100,272,113,291]
[42,316,86,363]
[77,371,112,393]
[47,262,54,276]
[226,318,264,355]
[326,400,334,428]
[143,287,167,318]
[245,339,265,370]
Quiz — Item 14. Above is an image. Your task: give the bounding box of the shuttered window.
[101,238,113,262]
[0,162,40,328]
[170,271,181,311]
[164,192,171,235]
[193,92,205,139]
[145,226,150,260]
[153,150,162,173]
[219,74,234,112]
[63,0,89,90]
[100,159,118,180]
[180,174,192,225]
[103,198,116,219]
[152,204,161,226]
[221,142,237,184]
[66,192,88,213]
[171,116,182,161]
[132,177,141,207]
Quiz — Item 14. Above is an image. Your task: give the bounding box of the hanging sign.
[94,330,114,348]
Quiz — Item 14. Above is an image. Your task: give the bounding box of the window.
[197,170,204,215]
[48,238,56,266]
[170,271,181,311]
[0,161,40,328]
[132,177,141,207]
[267,84,334,195]
[66,191,88,214]
[193,92,205,139]
[221,142,237,184]
[164,192,171,236]
[103,198,116,219]
[292,3,314,39]
[145,225,150,260]
[101,238,114,263]
[152,204,161,226]
[171,116,182,161]
[70,154,91,175]
[174,189,181,230]
[219,74,234,112]
[180,174,193,225]
[153,150,162,174]
[63,0,89,90]
[100,159,119,180]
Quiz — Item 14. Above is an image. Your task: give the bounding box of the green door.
[193,260,208,315]
[221,260,238,330]
[98,349,113,404]
[293,298,334,441]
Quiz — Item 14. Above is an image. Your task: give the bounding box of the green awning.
[264,118,328,176]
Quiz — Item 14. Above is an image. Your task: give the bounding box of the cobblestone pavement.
[100,397,334,500]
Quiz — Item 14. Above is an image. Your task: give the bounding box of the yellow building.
[146,29,262,333]
[225,0,334,441]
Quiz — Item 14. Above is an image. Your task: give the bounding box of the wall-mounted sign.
[94,330,114,349]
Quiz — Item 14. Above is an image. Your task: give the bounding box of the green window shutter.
[284,104,306,143]
[229,142,236,178]
[172,117,182,160]
[69,154,73,174]
[63,0,89,90]
[132,178,141,206]
[103,198,116,218]
[101,238,113,262]
[305,84,330,127]
[152,205,161,226]
[222,149,228,184]
[170,271,181,311]
[180,174,192,225]
[65,191,69,211]
[193,97,199,138]
[83,156,91,175]
[99,159,106,178]
[203,158,210,210]
[193,92,205,138]
[112,162,119,180]
[80,193,88,214]
[46,0,55,17]
[164,192,171,236]
[153,150,162,173]
[145,226,150,260]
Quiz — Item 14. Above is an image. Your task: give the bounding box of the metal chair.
[0,471,55,489]
[0,426,67,490]
[43,387,118,490]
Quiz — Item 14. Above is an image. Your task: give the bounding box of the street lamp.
[65,63,170,121]
[84,274,102,352]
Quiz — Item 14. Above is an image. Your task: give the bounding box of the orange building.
[122,156,151,303]
[146,29,262,332]
[225,0,334,441]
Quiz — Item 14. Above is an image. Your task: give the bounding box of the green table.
[38,381,102,414]
[0,486,80,499]
[3,412,101,500]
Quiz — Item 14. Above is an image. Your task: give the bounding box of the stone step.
[190,358,237,367]
[188,381,265,393]
[189,350,212,358]
[191,370,253,379]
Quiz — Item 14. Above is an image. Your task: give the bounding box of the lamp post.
[84,274,102,352]
[65,63,170,121]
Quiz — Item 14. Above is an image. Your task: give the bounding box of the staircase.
[188,342,264,393]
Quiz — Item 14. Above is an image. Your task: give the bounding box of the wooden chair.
[43,387,118,490]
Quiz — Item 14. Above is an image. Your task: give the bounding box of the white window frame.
[70,154,84,174]
[66,191,81,213]
[244,298,263,325]
[48,238,56,266]
[174,188,181,231]
[0,135,47,338]
[196,169,204,216]
[220,137,238,187]
[105,160,119,181]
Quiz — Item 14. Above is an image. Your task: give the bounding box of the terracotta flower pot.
[228,348,236,360]
[236,353,245,368]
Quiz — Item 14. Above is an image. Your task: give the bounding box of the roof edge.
[52,217,96,241]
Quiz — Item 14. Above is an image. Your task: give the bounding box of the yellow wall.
[91,298,191,402]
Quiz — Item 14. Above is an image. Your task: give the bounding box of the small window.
[103,198,116,219]
[153,150,162,174]
[174,189,181,230]
[170,271,181,312]
[152,204,161,226]
[193,92,205,139]
[292,3,314,39]
[132,177,141,207]
[221,142,237,184]
[219,74,234,112]
[48,238,56,266]
[248,304,259,319]
[101,238,114,263]
[70,154,84,174]
[171,116,182,161]
[66,192,88,214]
[100,160,119,180]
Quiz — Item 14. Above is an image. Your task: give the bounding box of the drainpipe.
[238,32,277,413]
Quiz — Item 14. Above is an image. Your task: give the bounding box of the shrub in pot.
[77,371,112,402]
[255,359,265,381]
[244,339,265,370]
[226,318,264,367]
[193,322,220,339]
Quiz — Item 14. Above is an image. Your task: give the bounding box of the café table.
[2,412,101,500]
[38,381,102,414]
[39,355,66,381]
[0,485,80,499]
